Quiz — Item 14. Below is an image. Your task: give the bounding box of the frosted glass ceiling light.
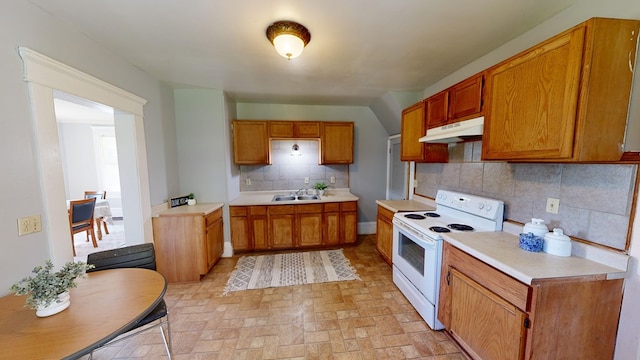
[266,21,311,60]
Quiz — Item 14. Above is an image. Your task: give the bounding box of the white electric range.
[392,190,504,330]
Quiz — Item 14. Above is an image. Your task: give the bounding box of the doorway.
[386,135,408,200]
[19,47,152,266]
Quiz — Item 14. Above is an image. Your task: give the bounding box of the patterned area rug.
[223,249,360,294]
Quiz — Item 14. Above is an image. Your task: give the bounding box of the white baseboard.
[358,221,376,235]
[223,241,234,258]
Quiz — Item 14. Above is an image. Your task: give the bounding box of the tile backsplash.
[416,141,637,251]
[240,139,349,192]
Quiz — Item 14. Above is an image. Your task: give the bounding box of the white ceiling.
[32,0,574,106]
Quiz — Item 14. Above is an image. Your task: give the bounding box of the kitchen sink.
[272,194,320,202]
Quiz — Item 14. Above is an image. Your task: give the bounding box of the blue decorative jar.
[519,232,544,252]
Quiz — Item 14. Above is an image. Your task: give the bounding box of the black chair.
[69,198,97,256]
[86,243,172,359]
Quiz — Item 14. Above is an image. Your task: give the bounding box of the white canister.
[523,218,549,237]
[543,228,572,256]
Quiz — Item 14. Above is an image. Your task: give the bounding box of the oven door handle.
[393,219,438,248]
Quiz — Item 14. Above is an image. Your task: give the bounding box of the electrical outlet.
[18,217,32,236]
[546,198,560,214]
[304,177,310,184]
[330,176,336,184]
[30,215,42,233]
[245,178,251,186]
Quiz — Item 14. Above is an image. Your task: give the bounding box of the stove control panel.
[436,190,504,221]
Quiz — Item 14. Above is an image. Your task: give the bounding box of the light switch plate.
[304,177,310,184]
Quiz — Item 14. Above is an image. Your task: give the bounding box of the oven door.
[392,219,442,305]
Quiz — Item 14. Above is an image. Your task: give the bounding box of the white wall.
[419,1,640,357]
[236,103,389,224]
[0,2,178,294]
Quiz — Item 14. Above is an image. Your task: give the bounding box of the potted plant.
[314,182,328,196]
[187,192,197,205]
[10,260,93,317]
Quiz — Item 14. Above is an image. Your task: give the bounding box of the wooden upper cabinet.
[482,18,639,162]
[400,102,448,163]
[269,121,321,138]
[320,122,354,164]
[425,73,484,130]
[425,90,448,128]
[448,73,483,121]
[232,120,270,164]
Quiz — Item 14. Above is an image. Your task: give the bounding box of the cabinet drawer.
[324,203,340,212]
[446,243,531,311]
[268,205,295,215]
[341,201,357,212]
[205,208,222,226]
[296,204,323,214]
[249,206,267,216]
[377,206,395,221]
[230,206,247,217]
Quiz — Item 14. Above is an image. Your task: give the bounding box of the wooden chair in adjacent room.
[68,197,97,256]
[86,243,172,359]
[84,190,109,236]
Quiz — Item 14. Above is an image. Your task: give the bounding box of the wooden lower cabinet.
[269,205,295,249]
[153,207,224,283]
[230,201,358,251]
[341,202,358,244]
[439,242,624,360]
[376,205,394,265]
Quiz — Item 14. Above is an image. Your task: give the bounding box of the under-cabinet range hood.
[419,116,484,143]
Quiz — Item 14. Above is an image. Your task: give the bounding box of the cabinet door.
[250,206,269,250]
[298,213,323,247]
[232,120,270,164]
[205,215,223,271]
[340,201,358,244]
[449,269,526,360]
[376,206,394,265]
[425,91,448,128]
[295,122,321,138]
[269,121,294,138]
[400,102,448,163]
[269,205,295,249]
[320,122,354,164]
[448,73,483,122]
[323,203,341,246]
[482,28,585,161]
[230,207,251,251]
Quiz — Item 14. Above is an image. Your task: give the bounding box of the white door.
[386,135,408,200]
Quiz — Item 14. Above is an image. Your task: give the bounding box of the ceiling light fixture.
[291,143,302,156]
[266,20,311,60]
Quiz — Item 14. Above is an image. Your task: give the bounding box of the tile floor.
[86,235,466,359]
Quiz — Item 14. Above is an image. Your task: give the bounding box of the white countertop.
[442,231,627,285]
[229,189,359,206]
[154,202,224,217]
[375,199,435,213]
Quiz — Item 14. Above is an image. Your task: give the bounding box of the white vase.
[187,199,196,205]
[317,189,325,197]
[36,291,70,317]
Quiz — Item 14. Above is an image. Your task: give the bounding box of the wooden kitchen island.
[152,202,224,282]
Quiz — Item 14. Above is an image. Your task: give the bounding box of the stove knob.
[485,204,492,211]
[439,194,447,201]
[478,203,484,210]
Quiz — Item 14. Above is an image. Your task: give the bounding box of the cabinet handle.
[629,50,634,73]
[446,271,451,285]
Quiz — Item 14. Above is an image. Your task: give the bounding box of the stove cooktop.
[394,190,505,239]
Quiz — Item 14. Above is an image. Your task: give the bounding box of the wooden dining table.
[0,268,167,359]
